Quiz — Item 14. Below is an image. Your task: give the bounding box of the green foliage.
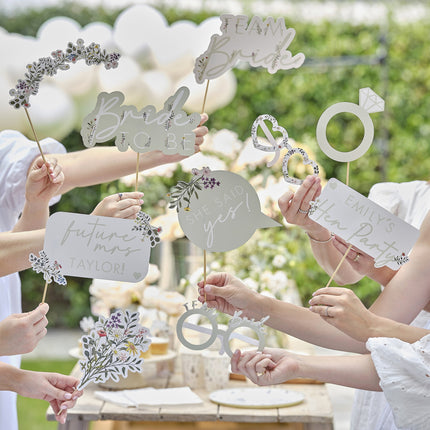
[3,5,430,324]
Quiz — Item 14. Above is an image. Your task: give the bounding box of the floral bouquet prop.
[77,309,151,389]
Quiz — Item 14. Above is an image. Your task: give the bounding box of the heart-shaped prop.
[282,147,319,185]
[251,114,290,167]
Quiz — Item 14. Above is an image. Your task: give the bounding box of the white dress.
[350,181,430,430]
[0,130,65,430]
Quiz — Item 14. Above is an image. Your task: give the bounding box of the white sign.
[171,169,280,252]
[81,86,200,156]
[309,179,419,269]
[44,212,151,282]
[194,14,305,84]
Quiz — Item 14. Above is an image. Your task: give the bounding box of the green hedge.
[3,5,429,326]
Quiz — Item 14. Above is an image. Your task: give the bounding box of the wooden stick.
[41,281,49,304]
[24,108,47,164]
[346,161,350,187]
[324,243,353,288]
[135,153,140,192]
[203,249,207,301]
[201,80,210,115]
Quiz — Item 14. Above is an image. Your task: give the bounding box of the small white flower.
[80,316,95,333]
[243,277,259,291]
[273,254,287,268]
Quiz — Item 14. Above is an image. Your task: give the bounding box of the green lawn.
[17,359,77,430]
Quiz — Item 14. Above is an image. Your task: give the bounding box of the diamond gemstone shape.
[359,87,385,113]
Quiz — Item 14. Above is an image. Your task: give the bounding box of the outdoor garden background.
[1,0,430,428]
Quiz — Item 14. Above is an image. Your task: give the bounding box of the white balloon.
[139,70,173,110]
[191,16,223,58]
[81,22,115,50]
[114,5,167,61]
[180,71,237,114]
[0,73,26,131]
[24,82,76,141]
[37,16,81,47]
[151,21,196,80]
[2,33,38,79]
[97,55,146,107]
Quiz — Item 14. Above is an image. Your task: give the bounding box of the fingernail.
[61,404,68,410]
[139,199,144,204]
[72,395,78,400]
[204,285,211,292]
[309,306,313,311]
[64,393,72,400]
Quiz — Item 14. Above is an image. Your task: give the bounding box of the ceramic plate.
[209,387,305,409]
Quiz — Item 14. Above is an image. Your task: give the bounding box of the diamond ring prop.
[316,88,384,163]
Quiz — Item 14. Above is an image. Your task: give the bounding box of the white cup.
[202,350,231,392]
[180,349,204,389]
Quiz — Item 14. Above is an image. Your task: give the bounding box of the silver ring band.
[298,208,309,214]
[353,253,360,262]
[325,306,330,317]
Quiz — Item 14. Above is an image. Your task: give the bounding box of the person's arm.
[0,362,83,425]
[0,303,49,355]
[54,114,209,194]
[309,211,430,342]
[278,175,396,286]
[278,175,364,285]
[0,192,144,277]
[309,286,430,343]
[198,272,367,353]
[13,157,64,232]
[230,347,381,391]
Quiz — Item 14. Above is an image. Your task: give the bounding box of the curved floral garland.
[9,38,120,109]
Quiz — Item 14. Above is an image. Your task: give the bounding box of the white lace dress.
[350,181,430,430]
[0,130,65,430]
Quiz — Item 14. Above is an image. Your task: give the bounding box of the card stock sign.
[309,179,420,269]
[44,212,151,282]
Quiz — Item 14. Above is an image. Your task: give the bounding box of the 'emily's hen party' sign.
[169,168,280,252]
[194,14,305,84]
[309,179,420,270]
[44,212,155,282]
[81,86,200,156]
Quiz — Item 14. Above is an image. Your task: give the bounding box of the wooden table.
[47,339,334,430]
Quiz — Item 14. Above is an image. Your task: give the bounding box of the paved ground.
[27,329,355,430]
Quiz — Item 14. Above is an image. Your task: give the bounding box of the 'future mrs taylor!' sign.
[44,212,151,282]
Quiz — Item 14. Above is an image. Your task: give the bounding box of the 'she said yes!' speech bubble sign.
[309,178,420,270]
[44,212,151,282]
[171,169,281,252]
[194,14,305,84]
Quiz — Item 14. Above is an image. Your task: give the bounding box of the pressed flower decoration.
[9,38,120,109]
[77,309,151,389]
[29,250,67,286]
[132,211,162,248]
[168,167,221,212]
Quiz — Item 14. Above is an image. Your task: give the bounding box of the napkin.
[95,387,203,407]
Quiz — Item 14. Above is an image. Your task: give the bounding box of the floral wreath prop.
[9,38,120,109]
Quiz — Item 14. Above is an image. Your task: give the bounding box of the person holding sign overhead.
[0,115,208,430]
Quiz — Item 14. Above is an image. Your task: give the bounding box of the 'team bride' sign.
[309,179,420,270]
[194,14,305,84]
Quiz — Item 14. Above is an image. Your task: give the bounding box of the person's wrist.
[304,225,331,241]
[252,292,270,321]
